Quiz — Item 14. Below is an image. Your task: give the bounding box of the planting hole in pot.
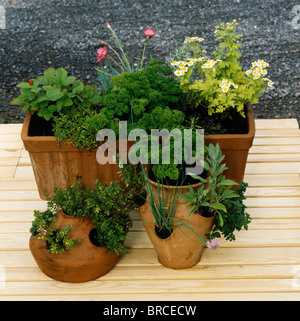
[198,207,215,218]
[89,228,101,247]
[155,225,173,239]
[134,191,147,207]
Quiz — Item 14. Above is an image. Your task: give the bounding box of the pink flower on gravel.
[97,46,107,62]
[105,21,111,29]
[143,28,155,37]
[207,238,221,250]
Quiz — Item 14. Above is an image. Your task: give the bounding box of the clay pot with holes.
[29,209,119,283]
[139,177,215,269]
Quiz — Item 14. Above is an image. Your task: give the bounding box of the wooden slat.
[247,207,300,219]
[249,145,300,154]
[0,124,23,134]
[2,264,299,282]
[253,137,300,146]
[2,247,299,267]
[245,162,300,174]
[0,278,298,296]
[255,129,300,137]
[244,174,300,187]
[248,154,300,163]
[0,166,16,178]
[0,191,41,201]
[245,187,300,197]
[13,166,34,178]
[0,179,37,191]
[0,134,22,142]
[0,142,23,150]
[254,119,299,129]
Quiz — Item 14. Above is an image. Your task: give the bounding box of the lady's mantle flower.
[97,46,108,62]
[207,238,221,250]
[144,29,155,38]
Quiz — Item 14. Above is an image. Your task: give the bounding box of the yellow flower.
[171,61,179,66]
[246,70,251,76]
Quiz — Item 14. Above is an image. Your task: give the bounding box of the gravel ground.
[0,0,299,125]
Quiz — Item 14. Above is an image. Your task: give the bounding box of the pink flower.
[143,29,155,37]
[97,46,107,62]
[100,40,105,44]
[105,21,111,29]
[207,238,221,250]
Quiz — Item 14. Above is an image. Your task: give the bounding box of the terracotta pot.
[139,178,215,269]
[29,210,119,282]
[204,104,255,185]
[21,112,133,199]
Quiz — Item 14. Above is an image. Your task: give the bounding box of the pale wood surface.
[0,120,300,301]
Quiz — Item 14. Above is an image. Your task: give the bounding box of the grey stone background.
[0,0,299,124]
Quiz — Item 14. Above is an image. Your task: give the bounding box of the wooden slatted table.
[0,119,300,301]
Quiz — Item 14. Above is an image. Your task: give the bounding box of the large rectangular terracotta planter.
[21,113,123,200]
[204,104,255,184]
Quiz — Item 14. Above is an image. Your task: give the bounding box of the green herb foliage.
[30,209,80,254]
[11,68,101,121]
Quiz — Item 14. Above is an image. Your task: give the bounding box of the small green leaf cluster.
[11,68,101,121]
[30,209,80,254]
[180,144,251,241]
[181,144,238,219]
[208,181,252,241]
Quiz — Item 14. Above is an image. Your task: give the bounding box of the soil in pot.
[185,104,248,135]
[28,113,54,137]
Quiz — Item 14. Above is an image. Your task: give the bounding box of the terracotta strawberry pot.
[139,178,215,269]
[204,104,255,184]
[29,210,119,283]
[21,113,132,199]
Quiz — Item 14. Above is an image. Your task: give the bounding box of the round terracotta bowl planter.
[139,178,215,269]
[204,104,255,185]
[29,210,119,283]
